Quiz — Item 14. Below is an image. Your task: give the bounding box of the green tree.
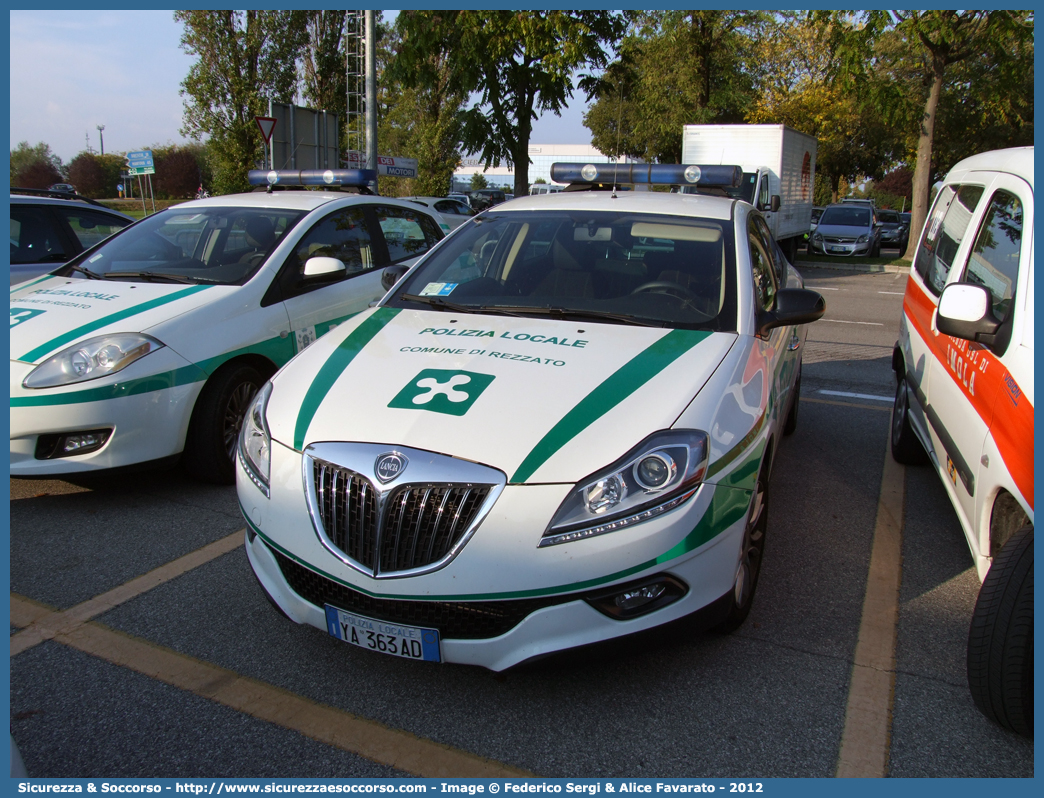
[66,153,125,198]
[585,11,764,163]
[469,172,489,191]
[386,13,467,197]
[10,141,64,185]
[817,10,1033,259]
[397,11,624,197]
[746,13,902,202]
[176,10,307,194]
[300,11,351,151]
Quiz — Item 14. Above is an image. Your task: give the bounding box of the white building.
[452,144,639,193]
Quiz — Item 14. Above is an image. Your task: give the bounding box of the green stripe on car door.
[510,328,710,484]
[19,285,212,363]
[293,307,401,450]
[11,274,56,294]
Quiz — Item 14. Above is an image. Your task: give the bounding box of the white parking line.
[807,286,840,290]
[820,319,884,326]
[818,390,893,403]
[878,291,905,295]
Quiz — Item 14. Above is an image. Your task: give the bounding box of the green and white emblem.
[388,369,495,416]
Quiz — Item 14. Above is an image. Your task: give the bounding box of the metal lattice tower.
[344,10,366,164]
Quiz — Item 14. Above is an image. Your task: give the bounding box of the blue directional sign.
[126,150,154,169]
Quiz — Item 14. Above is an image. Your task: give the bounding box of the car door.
[748,216,791,428]
[901,182,986,444]
[271,204,389,352]
[928,173,1032,559]
[275,203,443,353]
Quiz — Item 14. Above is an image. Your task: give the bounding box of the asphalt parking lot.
[9,265,1033,778]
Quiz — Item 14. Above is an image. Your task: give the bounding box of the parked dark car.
[876,209,909,254]
[9,188,136,285]
[469,188,507,211]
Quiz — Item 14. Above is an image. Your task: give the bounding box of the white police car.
[236,163,825,670]
[10,170,445,483]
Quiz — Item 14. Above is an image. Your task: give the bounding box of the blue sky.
[9,9,593,165]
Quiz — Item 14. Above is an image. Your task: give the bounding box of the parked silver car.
[808,203,881,257]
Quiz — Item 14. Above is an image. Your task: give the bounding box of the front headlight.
[541,430,708,547]
[23,333,164,389]
[812,233,823,242]
[238,381,272,495]
[857,234,869,243]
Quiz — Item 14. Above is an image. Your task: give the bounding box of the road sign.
[126,166,155,176]
[126,150,154,170]
[343,152,418,179]
[256,117,277,143]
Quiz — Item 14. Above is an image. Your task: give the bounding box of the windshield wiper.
[69,264,102,280]
[400,294,485,314]
[477,305,665,327]
[101,271,201,285]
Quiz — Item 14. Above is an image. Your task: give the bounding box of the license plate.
[324,605,441,662]
[829,246,849,253]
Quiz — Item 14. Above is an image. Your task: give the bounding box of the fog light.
[35,429,112,460]
[585,575,688,620]
[615,583,666,611]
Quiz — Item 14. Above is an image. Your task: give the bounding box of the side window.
[914,184,983,296]
[754,216,785,284]
[55,209,130,250]
[290,207,373,277]
[10,206,66,264]
[961,190,1022,322]
[757,178,770,210]
[376,206,440,263]
[748,224,777,312]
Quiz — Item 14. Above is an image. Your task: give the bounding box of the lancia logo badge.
[374,452,408,484]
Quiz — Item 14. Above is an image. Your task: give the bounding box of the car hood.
[10,275,228,364]
[815,223,871,237]
[267,307,737,484]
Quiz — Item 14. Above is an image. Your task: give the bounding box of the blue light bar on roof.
[550,162,742,188]
[247,169,377,187]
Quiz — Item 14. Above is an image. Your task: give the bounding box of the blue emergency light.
[550,162,742,188]
[247,169,377,187]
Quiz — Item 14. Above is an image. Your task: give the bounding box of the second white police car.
[10,170,446,483]
[236,163,826,670]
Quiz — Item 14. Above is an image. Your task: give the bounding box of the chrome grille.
[312,458,491,576]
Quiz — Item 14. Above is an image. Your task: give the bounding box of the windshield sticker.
[419,282,458,296]
[88,253,104,262]
[10,308,46,327]
[388,369,495,416]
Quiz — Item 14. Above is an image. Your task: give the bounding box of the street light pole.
[96,125,105,156]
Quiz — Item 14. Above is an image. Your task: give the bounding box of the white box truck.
[681,124,817,259]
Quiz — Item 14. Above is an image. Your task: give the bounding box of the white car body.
[237,183,824,671]
[10,188,445,480]
[400,197,475,230]
[893,146,1033,579]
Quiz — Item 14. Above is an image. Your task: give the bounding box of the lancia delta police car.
[236,162,825,671]
[10,169,447,484]
[891,146,1033,737]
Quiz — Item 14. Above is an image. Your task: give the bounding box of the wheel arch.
[183,354,278,446]
[988,488,1032,559]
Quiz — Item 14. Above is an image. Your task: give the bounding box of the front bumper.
[238,440,753,671]
[810,240,871,256]
[9,351,204,476]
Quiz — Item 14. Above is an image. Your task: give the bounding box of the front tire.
[716,462,769,633]
[890,377,928,465]
[183,363,264,484]
[967,525,1033,738]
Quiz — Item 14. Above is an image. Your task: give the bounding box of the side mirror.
[769,195,781,213]
[936,282,1001,343]
[756,288,826,336]
[381,263,411,291]
[303,256,346,279]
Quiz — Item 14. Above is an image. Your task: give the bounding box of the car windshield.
[879,211,900,224]
[820,206,870,226]
[388,210,737,331]
[56,206,306,285]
